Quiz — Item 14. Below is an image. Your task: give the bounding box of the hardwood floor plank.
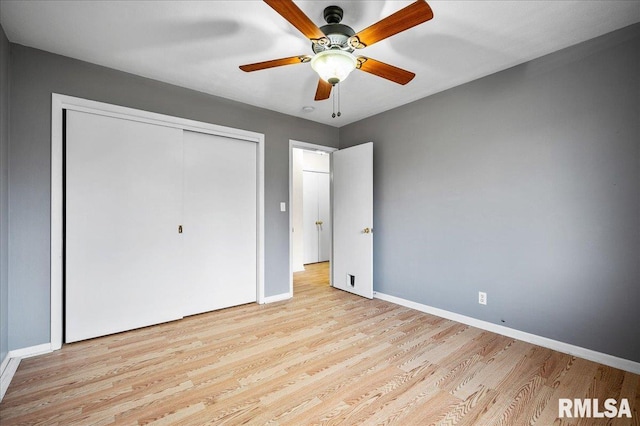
[438,385,498,426]
[511,378,558,426]
[535,357,600,425]
[619,373,640,425]
[475,345,554,425]
[452,339,530,401]
[341,364,451,425]
[1,262,637,425]
[486,378,542,425]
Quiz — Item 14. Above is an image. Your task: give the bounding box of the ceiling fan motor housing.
[312,5,356,54]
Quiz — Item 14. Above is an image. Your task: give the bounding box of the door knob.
[363,227,371,234]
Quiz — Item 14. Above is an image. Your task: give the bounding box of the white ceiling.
[1,1,639,127]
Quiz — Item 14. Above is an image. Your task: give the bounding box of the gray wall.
[1,23,9,363]
[340,24,640,362]
[8,44,338,350]
[5,22,640,365]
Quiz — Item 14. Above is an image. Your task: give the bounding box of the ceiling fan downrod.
[323,5,344,24]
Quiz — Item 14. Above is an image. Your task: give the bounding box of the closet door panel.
[317,172,331,262]
[65,110,183,343]
[303,171,330,264]
[182,131,257,316]
[302,171,319,264]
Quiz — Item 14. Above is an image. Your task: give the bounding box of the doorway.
[289,141,337,295]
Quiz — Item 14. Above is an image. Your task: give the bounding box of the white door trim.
[289,140,337,297]
[51,93,265,350]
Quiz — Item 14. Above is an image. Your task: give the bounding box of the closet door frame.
[51,93,265,351]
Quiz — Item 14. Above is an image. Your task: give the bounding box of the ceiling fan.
[240,0,433,113]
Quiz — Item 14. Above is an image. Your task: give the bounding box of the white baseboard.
[374,291,640,375]
[0,343,53,402]
[0,357,20,401]
[8,343,53,359]
[262,292,292,304]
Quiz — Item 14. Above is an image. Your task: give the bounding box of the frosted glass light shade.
[311,50,357,85]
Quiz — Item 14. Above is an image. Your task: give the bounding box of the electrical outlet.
[478,291,487,305]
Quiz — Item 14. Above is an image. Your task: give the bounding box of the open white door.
[332,142,373,298]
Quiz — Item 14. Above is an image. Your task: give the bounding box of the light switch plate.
[280,202,286,212]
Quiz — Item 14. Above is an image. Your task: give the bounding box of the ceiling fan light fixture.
[311,50,357,85]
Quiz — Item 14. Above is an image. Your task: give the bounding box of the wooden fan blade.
[350,0,433,49]
[314,79,332,101]
[357,57,415,85]
[264,0,327,42]
[240,55,311,72]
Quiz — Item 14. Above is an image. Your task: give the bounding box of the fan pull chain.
[332,84,336,118]
[331,83,342,119]
[337,83,341,117]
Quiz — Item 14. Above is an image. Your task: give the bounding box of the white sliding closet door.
[303,171,330,264]
[182,131,257,316]
[65,110,183,343]
[317,172,331,262]
[303,171,319,264]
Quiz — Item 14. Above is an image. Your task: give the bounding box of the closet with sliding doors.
[64,109,259,343]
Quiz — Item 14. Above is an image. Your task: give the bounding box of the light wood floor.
[1,262,638,425]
